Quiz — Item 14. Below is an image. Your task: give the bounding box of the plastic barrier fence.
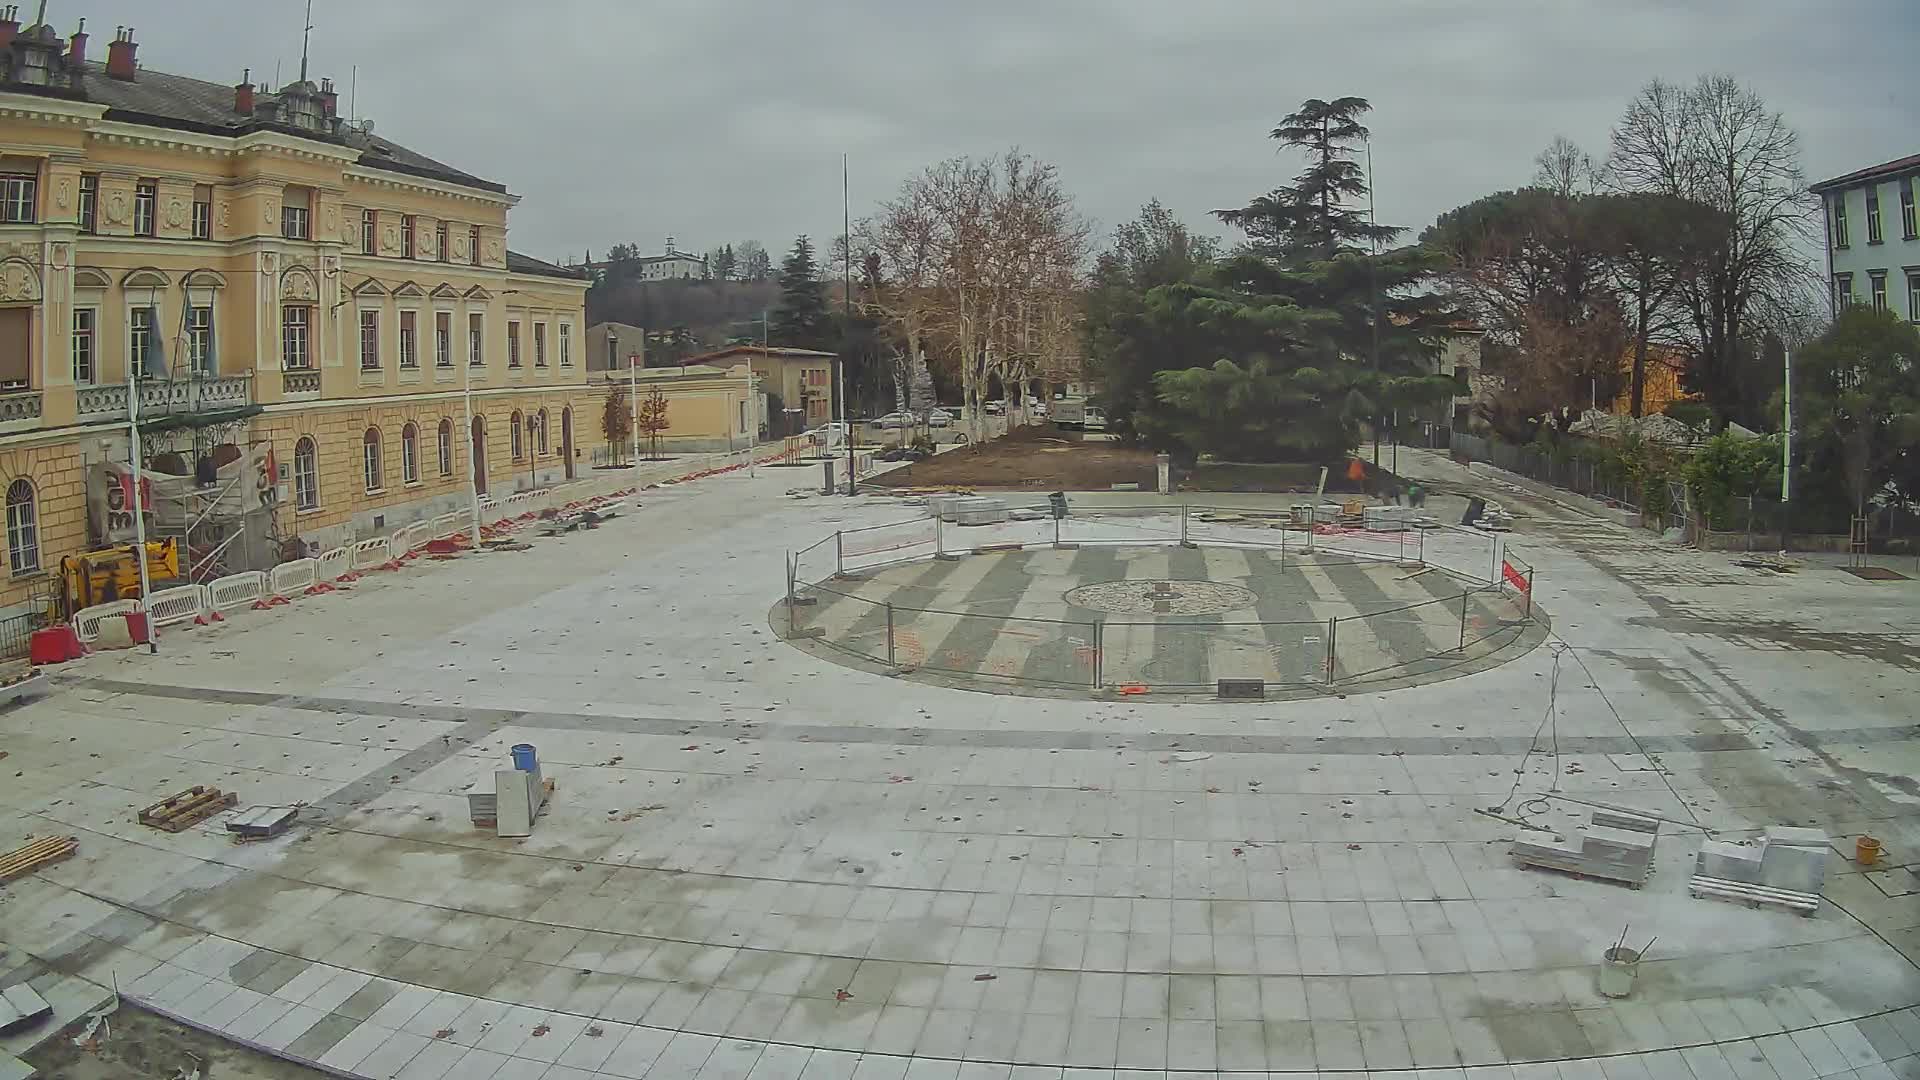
[145,584,208,628]
[74,599,141,643]
[269,558,317,599]
[348,536,395,573]
[207,571,267,613]
[316,547,351,583]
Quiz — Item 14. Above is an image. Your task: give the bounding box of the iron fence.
[783,506,1539,694]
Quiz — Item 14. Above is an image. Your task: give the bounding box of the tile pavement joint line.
[65,675,1919,757]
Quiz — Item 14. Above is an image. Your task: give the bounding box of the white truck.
[1051,398,1106,431]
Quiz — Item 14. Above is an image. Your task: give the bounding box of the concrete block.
[1759,840,1828,895]
[495,769,533,838]
[1695,840,1763,882]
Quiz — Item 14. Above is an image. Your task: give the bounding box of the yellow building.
[0,15,679,613]
[682,346,835,436]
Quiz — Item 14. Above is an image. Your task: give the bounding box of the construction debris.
[138,786,238,833]
[0,834,77,884]
[224,806,298,840]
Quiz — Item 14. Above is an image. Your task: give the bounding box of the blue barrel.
[510,743,538,772]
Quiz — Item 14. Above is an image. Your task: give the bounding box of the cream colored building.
[0,15,631,612]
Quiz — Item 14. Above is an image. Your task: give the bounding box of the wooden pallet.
[1690,873,1820,915]
[0,834,77,883]
[138,786,238,833]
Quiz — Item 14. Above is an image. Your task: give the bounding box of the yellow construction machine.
[51,539,179,620]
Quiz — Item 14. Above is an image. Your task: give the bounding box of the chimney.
[68,17,86,64]
[318,76,337,117]
[234,68,253,114]
[104,25,136,80]
[0,6,20,50]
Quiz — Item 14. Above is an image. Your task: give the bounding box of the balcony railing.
[77,374,255,421]
[281,370,321,398]
[0,388,42,426]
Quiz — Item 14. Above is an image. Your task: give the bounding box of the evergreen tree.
[771,235,830,348]
[1139,97,1456,464]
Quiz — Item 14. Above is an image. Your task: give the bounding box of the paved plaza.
[2,448,1919,1079]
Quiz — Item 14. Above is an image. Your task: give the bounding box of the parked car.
[927,409,954,428]
[873,412,912,429]
[984,400,1006,415]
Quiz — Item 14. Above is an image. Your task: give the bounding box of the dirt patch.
[867,426,1156,490]
[24,1002,325,1079]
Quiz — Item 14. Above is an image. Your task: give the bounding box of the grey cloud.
[78,0,1918,260]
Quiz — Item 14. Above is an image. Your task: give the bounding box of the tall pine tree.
[1146,96,1456,464]
[771,236,830,349]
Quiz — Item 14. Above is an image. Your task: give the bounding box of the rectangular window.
[1836,272,1854,309]
[71,308,94,385]
[134,180,156,236]
[468,226,480,266]
[468,312,484,366]
[282,305,311,369]
[401,215,416,259]
[1910,273,1920,324]
[435,311,452,367]
[1871,271,1888,313]
[281,196,310,240]
[362,209,377,254]
[359,310,381,370]
[364,435,382,493]
[507,321,522,368]
[399,311,418,368]
[533,323,547,367]
[129,307,153,376]
[294,444,318,510]
[78,174,96,233]
[435,223,448,262]
[403,430,418,484]
[1867,187,1884,244]
[559,324,572,367]
[192,185,212,239]
[1832,195,1849,249]
[1904,178,1918,241]
[187,305,214,374]
[438,424,453,476]
[0,174,35,224]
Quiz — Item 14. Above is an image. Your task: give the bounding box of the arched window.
[401,422,419,484]
[293,436,319,510]
[536,408,549,455]
[5,478,37,575]
[510,410,523,461]
[437,418,453,476]
[363,427,383,492]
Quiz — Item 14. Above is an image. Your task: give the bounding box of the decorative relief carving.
[218,200,231,229]
[105,191,129,225]
[486,239,502,262]
[48,244,69,270]
[280,269,316,301]
[264,201,279,226]
[0,260,42,303]
[54,178,71,210]
[323,206,337,235]
[382,223,399,254]
[165,198,186,229]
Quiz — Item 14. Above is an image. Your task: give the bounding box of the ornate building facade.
[0,13,607,611]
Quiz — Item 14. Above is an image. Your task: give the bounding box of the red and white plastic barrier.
[206,571,266,615]
[74,599,142,643]
[145,584,209,628]
[268,558,316,602]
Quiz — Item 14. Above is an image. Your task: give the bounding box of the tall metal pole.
[1366,137,1382,479]
[843,153,856,495]
[626,333,640,467]
[125,365,157,652]
[1780,346,1792,550]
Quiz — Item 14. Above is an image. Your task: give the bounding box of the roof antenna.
[297,0,312,84]
[30,0,46,31]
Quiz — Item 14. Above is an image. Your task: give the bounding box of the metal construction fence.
[1448,432,1683,530]
[783,504,1538,693]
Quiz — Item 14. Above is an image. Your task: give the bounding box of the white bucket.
[1598,946,1640,998]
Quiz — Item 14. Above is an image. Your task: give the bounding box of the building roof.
[680,345,838,366]
[505,250,588,281]
[28,56,505,194]
[1810,153,1920,194]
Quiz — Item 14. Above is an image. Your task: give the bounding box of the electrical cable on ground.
[1485,639,1568,827]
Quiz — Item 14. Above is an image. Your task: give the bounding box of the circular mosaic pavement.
[1063,577,1257,616]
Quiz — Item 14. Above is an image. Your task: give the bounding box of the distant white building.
[576,237,708,282]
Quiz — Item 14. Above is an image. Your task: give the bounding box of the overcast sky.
[78,1,1916,265]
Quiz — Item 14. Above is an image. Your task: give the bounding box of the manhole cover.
[1064,578,1257,615]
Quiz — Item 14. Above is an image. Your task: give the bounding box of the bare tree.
[1533,135,1601,197]
[1609,74,1818,425]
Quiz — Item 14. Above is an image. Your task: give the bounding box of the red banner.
[1502,560,1530,593]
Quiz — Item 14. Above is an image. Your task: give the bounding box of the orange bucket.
[1857,835,1883,866]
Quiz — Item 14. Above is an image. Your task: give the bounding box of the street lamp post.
[462,316,482,548]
